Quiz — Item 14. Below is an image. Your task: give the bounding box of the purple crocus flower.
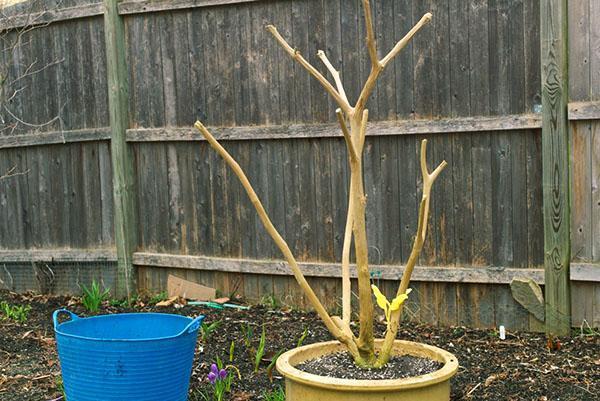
[207,371,217,384]
[219,368,228,379]
[210,363,219,375]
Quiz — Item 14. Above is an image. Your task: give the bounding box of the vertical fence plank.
[541,0,571,335]
[104,0,137,298]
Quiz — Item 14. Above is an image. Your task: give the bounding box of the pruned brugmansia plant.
[194,0,446,369]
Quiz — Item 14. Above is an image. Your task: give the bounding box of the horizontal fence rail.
[131,252,600,284]
[0,128,111,149]
[126,114,542,142]
[568,101,600,121]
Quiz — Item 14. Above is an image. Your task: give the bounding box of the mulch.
[0,290,598,401]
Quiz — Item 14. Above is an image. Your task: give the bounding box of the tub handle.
[53,309,80,330]
[179,315,205,336]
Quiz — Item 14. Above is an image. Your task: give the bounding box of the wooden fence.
[0,0,598,332]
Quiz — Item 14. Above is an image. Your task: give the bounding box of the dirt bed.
[0,290,598,401]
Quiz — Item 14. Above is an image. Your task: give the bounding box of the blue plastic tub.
[53,309,204,401]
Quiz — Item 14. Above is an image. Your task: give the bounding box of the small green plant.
[149,291,168,304]
[55,376,66,400]
[81,280,110,313]
[576,320,600,337]
[0,301,31,323]
[200,320,222,342]
[296,326,309,348]
[111,294,140,308]
[229,340,235,362]
[266,349,284,382]
[241,322,253,349]
[262,386,285,401]
[254,325,267,373]
[109,295,138,308]
[487,329,499,338]
[260,294,280,309]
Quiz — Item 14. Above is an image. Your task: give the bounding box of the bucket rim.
[53,311,204,342]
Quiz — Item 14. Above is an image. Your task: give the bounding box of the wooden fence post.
[104,0,137,298]
[540,0,571,335]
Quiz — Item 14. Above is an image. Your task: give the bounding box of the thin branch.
[0,166,29,181]
[3,106,59,128]
[266,25,352,115]
[8,57,63,86]
[336,108,357,162]
[380,13,432,68]
[194,120,361,358]
[376,139,446,367]
[362,0,380,69]
[340,200,353,325]
[5,86,25,103]
[358,109,369,152]
[355,13,432,113]
[317,50,349,104]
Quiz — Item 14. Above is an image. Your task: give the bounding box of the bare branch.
[355,13,432,113]
[0,166,29,181]
[376,138,446,367]
[381,13,432,68]
[358,109,369,151]
[362,0,380,69]
[336,108,357,162]
[8,57,63,86]
[266,25,352,115]
[3,106,59,128]
[337,107,356,326]
[317,50,349,104]
[340,197,353,325]
[194,120,361,358]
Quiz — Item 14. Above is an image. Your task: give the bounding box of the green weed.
[0,301,31,323]
[229,340,235,362]
[149,291,168,304]
[200,320,222,342]
[260,294,280,309]
[81,280,110,313]
[254,325,266,373]
[266,349,284,382]
[296,326,309,348]
[262,386,285,401]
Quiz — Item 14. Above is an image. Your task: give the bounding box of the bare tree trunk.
[196,1,443,369]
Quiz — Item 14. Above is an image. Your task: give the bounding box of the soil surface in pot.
[296,351,443,380]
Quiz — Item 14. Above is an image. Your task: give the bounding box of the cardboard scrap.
[156,296,178,307]
[167,275,216,301]
[212,297,230,305]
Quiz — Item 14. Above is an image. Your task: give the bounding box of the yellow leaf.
[371,284,389,311]
[390,288,412,311]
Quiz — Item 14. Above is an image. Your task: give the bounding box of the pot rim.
[276,339,458,392]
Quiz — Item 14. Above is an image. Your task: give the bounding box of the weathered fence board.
[0,0,599,330]
[123,0,540,128]
[132,130,543,268]
[567,0,600,329]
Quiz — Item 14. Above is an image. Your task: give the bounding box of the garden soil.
[0,290,598,401]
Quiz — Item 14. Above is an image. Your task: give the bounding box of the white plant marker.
[499,325,506,340]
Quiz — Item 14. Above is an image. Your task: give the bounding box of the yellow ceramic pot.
[276,339,458,401]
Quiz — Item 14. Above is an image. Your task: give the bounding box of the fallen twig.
[465,382,481,397]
